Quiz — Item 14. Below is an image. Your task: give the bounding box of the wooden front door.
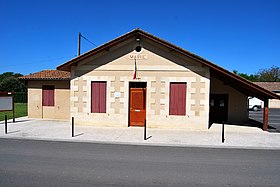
[129,83,146,127]
[209,94,228,124]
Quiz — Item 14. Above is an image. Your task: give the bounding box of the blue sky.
[0,0,279,75]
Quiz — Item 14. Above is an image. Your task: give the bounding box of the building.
[253,82,280,108]
[20,29,280,131]
[20,70,70,120]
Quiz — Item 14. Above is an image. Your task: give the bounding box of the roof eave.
[19,78,70,81]
[56,29,279,100]
[138,31,279,99]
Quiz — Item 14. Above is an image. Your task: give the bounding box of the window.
[91,81,107,113]
[42,85,55,106]
[169,82,186,115]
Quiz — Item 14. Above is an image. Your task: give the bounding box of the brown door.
[129,83,146,127]
[209,94,228,124]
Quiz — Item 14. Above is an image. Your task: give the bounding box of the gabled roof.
[254,82,280,92]
[57,28,280,100]
[19,70,70,80]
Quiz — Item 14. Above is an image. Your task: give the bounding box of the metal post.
[12,93,15,123]
[144,119,146,140]
[5,115,7,134]
[222,122,225,143]
[12,109,15,123]
[72,117,74,137]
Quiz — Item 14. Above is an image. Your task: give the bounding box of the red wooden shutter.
[91,81,106,113]
[169,83,177,115]
[169,82,186,115]
[177,83,186,115]
[42,88,47,106]
[48,88,54,106]
[99,82,106,113]
[42,86,54,106]
[91,82,100,113]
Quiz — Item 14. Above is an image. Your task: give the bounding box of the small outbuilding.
[20,70,70,120]
[20,29,280,131]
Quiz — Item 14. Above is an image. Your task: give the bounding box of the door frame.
[128,82,147,127]
[209,94,229,125]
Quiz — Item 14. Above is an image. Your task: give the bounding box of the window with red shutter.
[91,81,107,113]
[42,85,55,106]
[169,82,186,115]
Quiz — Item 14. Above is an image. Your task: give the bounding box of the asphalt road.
[1,139,280,186]
[249,108,280,132]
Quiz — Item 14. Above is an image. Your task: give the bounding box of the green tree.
[0,72,27,92]
[258,66,280,82]
[0,72,13,82]
[0,72,23,82]
[233,65,280,82]
[233,70,259,82]
[0,76,26,92]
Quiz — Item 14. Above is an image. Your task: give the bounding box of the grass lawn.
[0,103,27,121]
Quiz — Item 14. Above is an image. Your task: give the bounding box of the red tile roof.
[254,82,280,92]
[19,70,70,80]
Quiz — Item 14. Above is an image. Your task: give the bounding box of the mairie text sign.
[129,54,147,60]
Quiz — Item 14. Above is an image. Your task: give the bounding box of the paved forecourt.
[1,117,280,149]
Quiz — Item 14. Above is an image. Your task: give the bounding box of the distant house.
[253,82,280,108]
[20,29,280,131]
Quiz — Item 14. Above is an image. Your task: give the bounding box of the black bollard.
[13,109,15,123]
[222,122,225,143]
[5,115,7,134]
[72,117,74,137]
[144,119,146,140]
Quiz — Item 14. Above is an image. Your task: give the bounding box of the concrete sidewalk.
[1,117,280,149]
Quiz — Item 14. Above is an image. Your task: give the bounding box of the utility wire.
[80,34,98,47]
[1,34,99,68]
